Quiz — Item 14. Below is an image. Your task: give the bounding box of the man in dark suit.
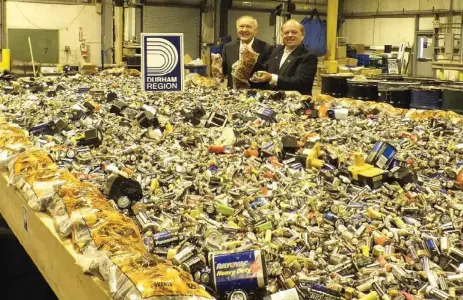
[222,16,273,89]
[251,19,318,95]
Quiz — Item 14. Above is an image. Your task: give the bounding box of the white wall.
[341,0,463,48]
[6,1,102,65]
[341,17,415,47]
[419,16,435,30]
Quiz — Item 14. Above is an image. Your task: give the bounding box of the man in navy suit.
[222,16,273,89]
[251,19,318,95]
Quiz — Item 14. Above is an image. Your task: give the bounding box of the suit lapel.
[251,39,261,53]
[270,47,284,74]
[229,41,240,65]
[278,45,304,75]
[278,52,296,75]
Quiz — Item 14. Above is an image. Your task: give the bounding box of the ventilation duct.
[231,0,327,14]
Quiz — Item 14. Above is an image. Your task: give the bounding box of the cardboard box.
[347,58,358,66]
[336,46,347,59]
[361,68,382,77]
[338,66,351,73]
[351,44,365,54]
[337,58,348,65]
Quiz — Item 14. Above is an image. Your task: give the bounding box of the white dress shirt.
[239,38,255,60]
[270,47,296,86]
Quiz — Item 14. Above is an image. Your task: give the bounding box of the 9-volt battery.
[211,250,268,293]
[366,141,397,169]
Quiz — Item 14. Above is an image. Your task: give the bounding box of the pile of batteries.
[1,72,463,300]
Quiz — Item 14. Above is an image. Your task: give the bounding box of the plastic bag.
[96,248,212,300]
[48,181,113,237]
[72,209,145,253]
[7,148,56,184]
[231,51,259,89]
[211,53,224,83]
[0,123,31,166]
[0,134,31,166]
[186,74,219,89]
[301,11,326,57]
[14,168,77,211]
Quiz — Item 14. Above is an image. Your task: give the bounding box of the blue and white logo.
[142,33,184,92]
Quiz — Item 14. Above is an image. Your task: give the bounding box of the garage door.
[143,6,200,59]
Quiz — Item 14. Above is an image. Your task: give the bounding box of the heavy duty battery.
[211,250,268,293]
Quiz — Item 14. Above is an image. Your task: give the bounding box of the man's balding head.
[282,19,305,49]
[236,16,258,43]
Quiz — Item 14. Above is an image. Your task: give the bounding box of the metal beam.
[229,6,327,15]
[327,0,338,61]
[343,10,452,19]
[143,2,200,9]
[10,0,94,5]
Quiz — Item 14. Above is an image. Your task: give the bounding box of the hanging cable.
[13,2,86,31]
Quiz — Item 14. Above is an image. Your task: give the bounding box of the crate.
[356,54,370,66]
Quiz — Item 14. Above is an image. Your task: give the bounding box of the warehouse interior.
[3,0,463,80]
[1,1,463,300]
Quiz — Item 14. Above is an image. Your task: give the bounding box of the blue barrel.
[356,54,370,66]
[410,88,442,110]
[378,82,420,109]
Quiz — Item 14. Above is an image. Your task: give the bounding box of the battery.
[211,250,268,292]
[152,232,184,247]
[366,141,397,170]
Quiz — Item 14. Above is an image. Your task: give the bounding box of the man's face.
[282,22,304,49]
[236,18,258,43]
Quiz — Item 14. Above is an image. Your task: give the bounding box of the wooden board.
[0,172,111,300]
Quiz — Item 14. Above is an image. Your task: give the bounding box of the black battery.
[388,167,417,186]
[357,172,384,190]
[110,100,128,115]
[56,84,66,92]
[136,111,160,128]
[3,86,15,94]
[281,135,299,154]
[206,112,227,127]
[30,123,52,136]
[106,92,117,102]
[47,90,57,97]
[192,106,207,119]
[30,84,44,94]
[48,119,67,134]
[122,107,139,120]
[105,174,143,202]
[270,91,285,101]
[83,101,97,113]
[78,128,103,147]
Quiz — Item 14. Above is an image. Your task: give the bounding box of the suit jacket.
[257,44,318,95]
[222,38,273,89]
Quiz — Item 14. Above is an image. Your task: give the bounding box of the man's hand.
[250,71,272,83]
[241,43,257,56]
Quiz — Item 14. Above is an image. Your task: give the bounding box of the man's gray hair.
[236,15,259,28]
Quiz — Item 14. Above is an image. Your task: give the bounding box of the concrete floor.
[312,85,322,96]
